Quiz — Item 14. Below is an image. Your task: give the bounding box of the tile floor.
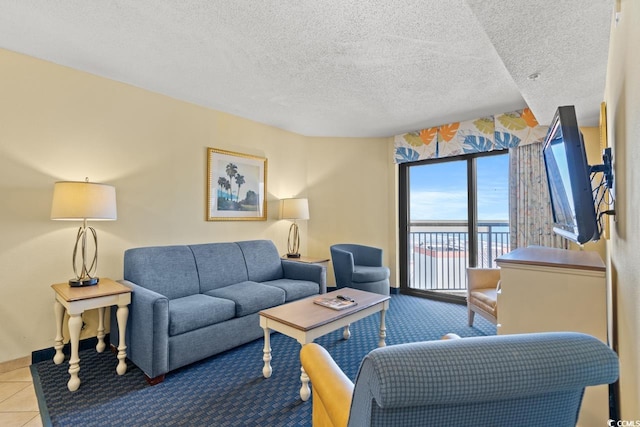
[0,366,42,427]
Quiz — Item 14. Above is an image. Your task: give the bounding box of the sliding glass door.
[406,159,469,296]
[399,150,510,302]
[476,154,510,268]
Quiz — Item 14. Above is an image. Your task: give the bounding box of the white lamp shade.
[51,181,117,220]
[281,198,309,220]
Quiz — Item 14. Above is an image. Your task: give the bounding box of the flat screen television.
[542,106,599,244]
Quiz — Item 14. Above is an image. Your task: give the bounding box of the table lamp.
[51,178,117,286]
[281,198,309,258]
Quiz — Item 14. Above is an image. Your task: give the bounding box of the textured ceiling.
[0,0,614,137]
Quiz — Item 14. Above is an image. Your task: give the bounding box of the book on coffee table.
[313,296,357,310]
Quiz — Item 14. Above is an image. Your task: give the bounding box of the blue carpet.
[32,294,495,426]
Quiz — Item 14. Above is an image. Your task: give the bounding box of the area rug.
[32,294,496,426]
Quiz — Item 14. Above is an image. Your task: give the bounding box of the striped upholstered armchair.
[300,332,618,427]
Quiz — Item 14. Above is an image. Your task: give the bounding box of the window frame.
[398,149,509,302]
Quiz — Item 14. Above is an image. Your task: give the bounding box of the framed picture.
[207,148,267,221]
[599,101,608,148]
[598,102,610,240]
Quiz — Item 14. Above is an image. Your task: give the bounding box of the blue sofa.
[111,239,326,383]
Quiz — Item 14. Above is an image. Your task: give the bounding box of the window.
[399,150,509,301]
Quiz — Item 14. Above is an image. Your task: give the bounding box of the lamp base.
[69,277,100,287]
[286,253,301,258]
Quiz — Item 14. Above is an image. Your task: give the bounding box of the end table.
[51,278,131,391]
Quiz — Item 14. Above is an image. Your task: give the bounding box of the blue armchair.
[330,244,390,295]
[300,332,619,427]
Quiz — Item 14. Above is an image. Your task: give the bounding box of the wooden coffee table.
[259,287,390,401]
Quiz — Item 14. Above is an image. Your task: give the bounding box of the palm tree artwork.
[216,163,258,211]
[235,174,245,202]
[217,177,230,200]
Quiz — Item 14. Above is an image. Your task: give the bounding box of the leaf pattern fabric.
[419,127,437,145]
[393,108,547,163]
[495,108,547,148]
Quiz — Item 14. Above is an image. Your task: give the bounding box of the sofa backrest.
[237,240,283,282]
[124,240,284,297]
[124,245,200,300]
[190,242,249,293]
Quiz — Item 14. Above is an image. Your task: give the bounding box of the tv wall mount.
[589,147,616,235]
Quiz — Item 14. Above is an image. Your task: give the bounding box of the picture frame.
[599,102,610,240]
[207,148,267,221]
[599,101,608,148]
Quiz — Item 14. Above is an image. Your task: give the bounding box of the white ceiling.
[0,0,614,138]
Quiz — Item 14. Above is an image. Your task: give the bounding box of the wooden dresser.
[495,246,609,427]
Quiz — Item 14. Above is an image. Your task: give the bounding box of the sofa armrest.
[301,343,353,427]
[114,279,170,379]
[282,261,327,294]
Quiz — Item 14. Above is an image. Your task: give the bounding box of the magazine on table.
[313,295,357,310]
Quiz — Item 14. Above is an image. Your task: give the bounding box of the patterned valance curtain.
[509,142,568,250]
[394,108,548,163]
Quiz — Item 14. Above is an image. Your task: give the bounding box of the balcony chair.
[300,332,619,427]
[330,244,390,296]
[467,267,500,326]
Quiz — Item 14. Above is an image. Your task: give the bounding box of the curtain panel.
[394,108,547,163]
[508,142,568,250]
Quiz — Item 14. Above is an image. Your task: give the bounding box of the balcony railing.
[408,220,510,292]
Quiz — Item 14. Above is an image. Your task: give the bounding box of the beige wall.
[605,0,640,419]
[305,137,398,287]
[0,49,395,363]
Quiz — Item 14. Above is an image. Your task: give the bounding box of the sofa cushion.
[190,242,249,293]
[262,279,319,302]
[237,240,284,282]
[169,294,236,336]
[352,265,390,283]
[124,246,199,300]
[205,281,286,317]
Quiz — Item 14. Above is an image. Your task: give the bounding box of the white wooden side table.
[51,278,131,391]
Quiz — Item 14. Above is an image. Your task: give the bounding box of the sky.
[409,153,509,221]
